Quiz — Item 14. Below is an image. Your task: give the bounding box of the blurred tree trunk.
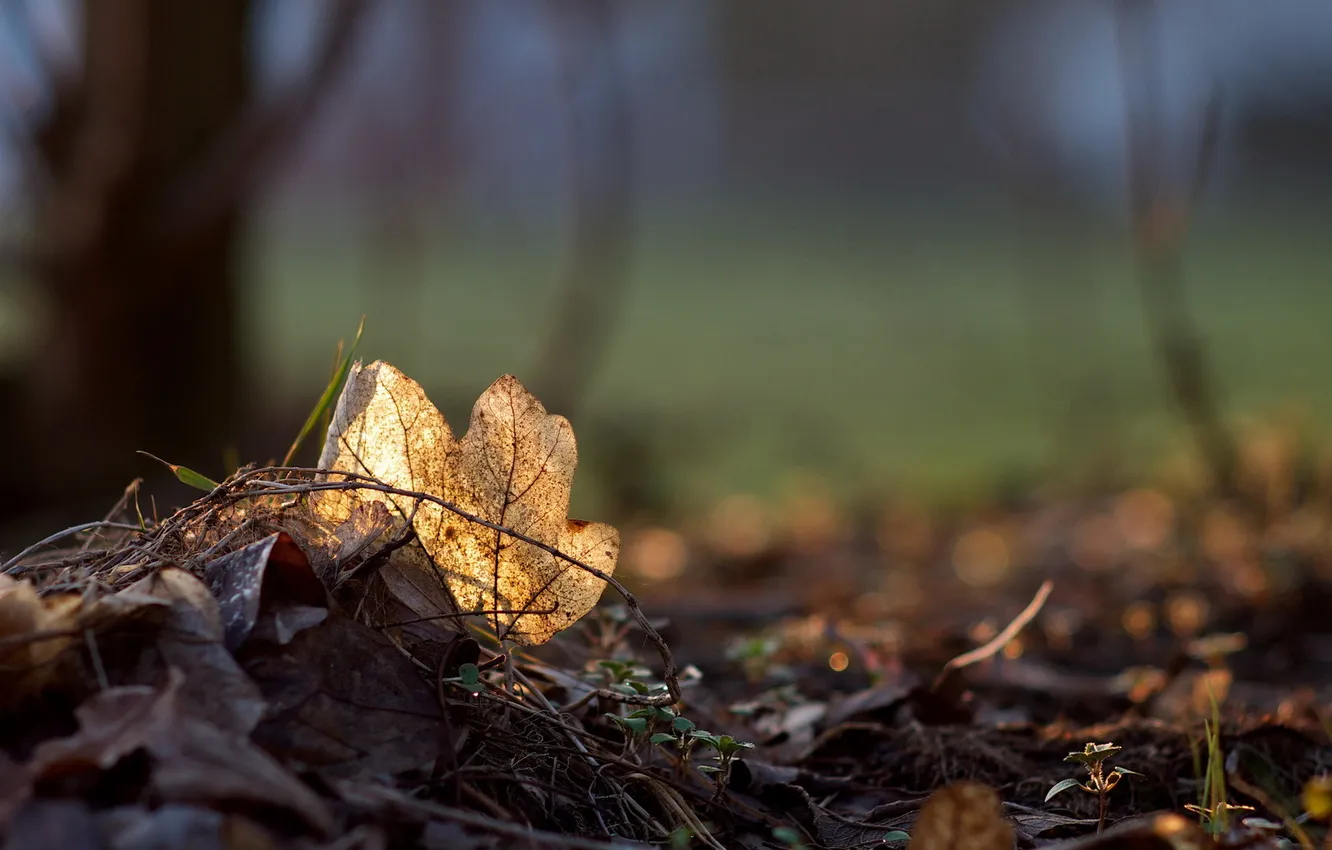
[19,1,251,516]
[531,0,633,419]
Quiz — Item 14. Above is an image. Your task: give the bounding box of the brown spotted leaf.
[316,361,617,645]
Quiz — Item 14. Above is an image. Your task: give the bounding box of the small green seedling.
[454,662,485,695]
[691,732,754,800]
[591,658,671,699]
[651,714,700,762]
[1046,742,1143,834]
[606,704,679,756]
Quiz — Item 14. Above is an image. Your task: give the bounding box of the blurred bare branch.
[1115,0,1237,499]
[155,0,368,260]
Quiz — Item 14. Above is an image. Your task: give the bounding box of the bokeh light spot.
[623,527,688,582]
[953,528,1010,587]
[1121,602,1156,640]
[706,494,772,559]
[1115,488,1175,550]
[1166,591,1209,637]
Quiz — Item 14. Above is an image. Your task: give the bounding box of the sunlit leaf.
[315,361,617,645]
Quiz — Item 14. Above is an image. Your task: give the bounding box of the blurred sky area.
[2,1,1329,207]
[2,1,1332,518]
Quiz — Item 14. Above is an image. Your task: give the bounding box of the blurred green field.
[241,196,1332,517]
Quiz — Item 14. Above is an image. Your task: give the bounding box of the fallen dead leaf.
[908,782,1013,850]
[127,567,267,736]
[0,575,81,705]
[242,613,446,778]
[205,532,328,652]
[31,668,333,837]
[315,361,618,645]
[4,799,100,850]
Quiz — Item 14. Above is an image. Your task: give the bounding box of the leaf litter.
[0,361,1330,848]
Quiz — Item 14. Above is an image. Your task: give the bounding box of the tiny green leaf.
[138,452,219,491]
[771,826,803,845]
[673,716,696,733]
[613,716,648,734]
[1113,766,1144,777]
[458,663,480,685]
[1045,778,1083,802]
[650,733,676,745]
[882,830,910,843]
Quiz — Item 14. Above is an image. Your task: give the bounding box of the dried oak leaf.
[315,360,617,646]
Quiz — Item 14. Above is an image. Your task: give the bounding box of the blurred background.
[1,0,1331,548]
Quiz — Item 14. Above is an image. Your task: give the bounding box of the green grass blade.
[283,316,364,467]
[137,451,219,492]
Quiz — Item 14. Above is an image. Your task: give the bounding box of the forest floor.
[3,430,1332,850]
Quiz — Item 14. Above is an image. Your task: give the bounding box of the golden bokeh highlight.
[1002,638,1023,660]
[706,494,772,559]
[828,651,850,672]
[623,527,689,582]
[1165,591,1209,637]
[1121,602,1156,640]
[953,528,1010,587]
[969,619,998,645]
[1114,489,1175,550]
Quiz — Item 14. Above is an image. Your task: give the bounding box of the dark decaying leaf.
[1007,807,1100,842]
[4,799,101,850]
[242,614,447,778]
[97,804,227,850]
[129,567,266,736]
[29,668,334,836]
[822,677,917,728]
[205,532,329,652]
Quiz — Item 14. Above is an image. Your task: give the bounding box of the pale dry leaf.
[0,575,81,703]
[908,782,1013,850]
[316,361,617,645]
